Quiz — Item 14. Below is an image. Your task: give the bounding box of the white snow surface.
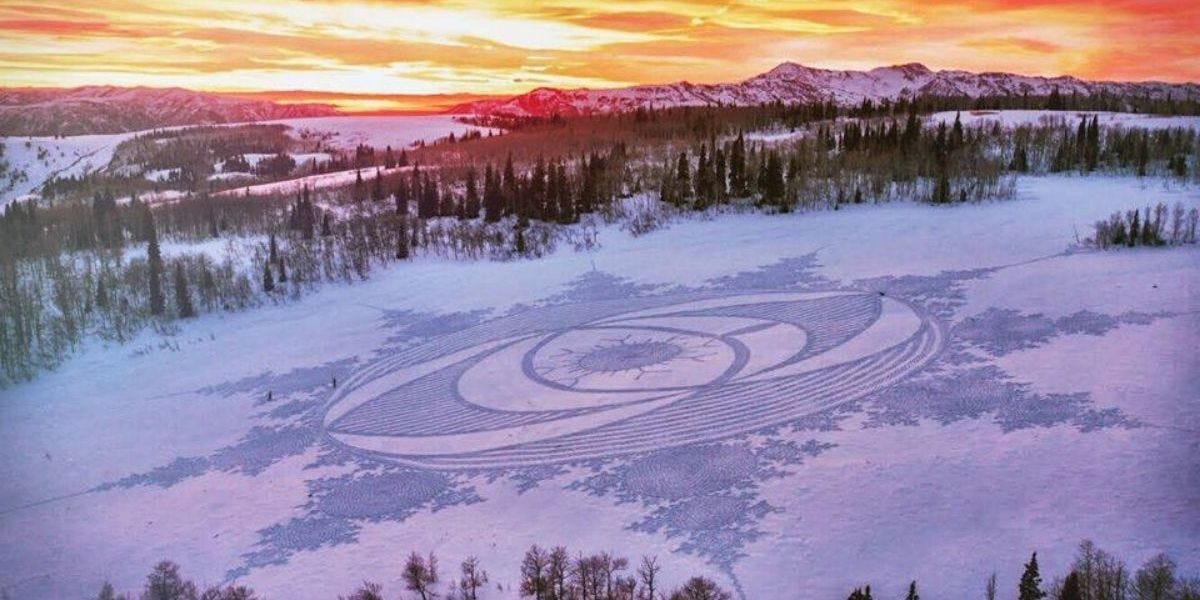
[227,152,333,168]
[263,115,482,151]
[212,164,420,198]
[144,168,179,182]
[0,175,1197,600]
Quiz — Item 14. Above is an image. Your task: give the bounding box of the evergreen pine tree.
[464,167,481,219]
[483,163,503,223]
[1136,135,1149,177]
[902,110,921,150]
[556,163,574,224]
[174,262,194,318]
[147,214,165,316]
[395,178,409,214]
[396,215,409,260]
[762,151,785,205]
[660,158,678,206]
[694,144,710,209]
[1047,86,1064,110]
[531,158,547,220]
[1086,116,1100,172]
[300,185,314,240]
[138,199,154,242]
[420,174,439,218]
[730,133,747,195]
[321,213,333,237]
[502,153,518,217]
[543,161,560,223]
[578,156,596,215]
[675,152,691,201]
[847,585,874,600]
[1075,118,1088,169]
[1019,552,1046,600]
[207,201,219,238]
[352,169,366,203]
[268,233,278,265]
[371,168,385,202]
[714,147,728,201]
[905,581,919,600]
[278,257,288,284]
[951,112,964,150]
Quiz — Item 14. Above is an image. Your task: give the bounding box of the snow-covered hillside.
[0,116,483,207]
[1,175,1196,600]
[0,86,339,137]
[452,63,1200,118]
[0,132,134,204]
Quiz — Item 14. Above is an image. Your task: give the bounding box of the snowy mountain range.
[4,64,1197,136]
[450,62,1200,118]
[0,86,338,136]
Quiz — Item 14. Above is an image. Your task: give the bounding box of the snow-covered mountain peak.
[451,62,1200,118]
[759,62,825,78]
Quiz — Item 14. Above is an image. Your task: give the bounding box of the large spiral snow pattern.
[323,291,942,469]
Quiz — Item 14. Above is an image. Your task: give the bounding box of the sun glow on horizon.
[2,0,1197,111]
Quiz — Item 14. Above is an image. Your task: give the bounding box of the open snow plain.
[1,175,1197,599]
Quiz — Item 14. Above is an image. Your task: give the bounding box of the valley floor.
[0,175,1197,599]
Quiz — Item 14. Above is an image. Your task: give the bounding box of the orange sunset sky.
[2,0,1198,112]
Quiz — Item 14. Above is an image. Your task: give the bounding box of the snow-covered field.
[263,115,485,151]
[743,129,808,144]
[1,175,1198,600]
[212,164,420,198]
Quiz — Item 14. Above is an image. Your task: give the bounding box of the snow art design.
[323,291,942,469]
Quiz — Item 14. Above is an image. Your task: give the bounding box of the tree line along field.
[87,538,1200,600]
[1,94,1199,386]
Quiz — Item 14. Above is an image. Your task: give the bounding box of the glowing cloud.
[1,0,1196,111]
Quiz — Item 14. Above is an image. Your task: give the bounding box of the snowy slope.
[0,175,1196,600]
[453,63,1200,118]
[0,86,339,136]
[1,116,483,207]
[0,132,135,205]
